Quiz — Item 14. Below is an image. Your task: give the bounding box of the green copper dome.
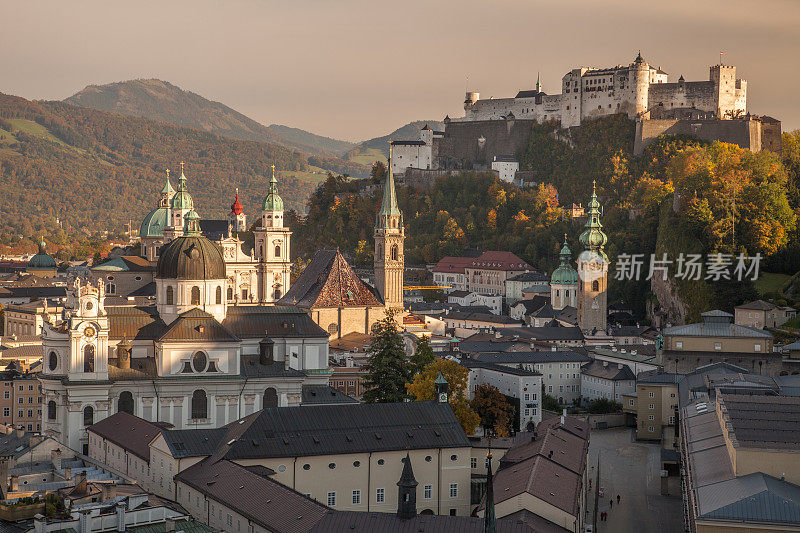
[170,170,194,211]
[28,240,57,269]
[578,181,608,259]
[140,207,168,238]
[262,166,284,212]
[551,236,578,285]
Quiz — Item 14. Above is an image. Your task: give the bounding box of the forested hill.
[0,92,320,236]
[65,79,357,158]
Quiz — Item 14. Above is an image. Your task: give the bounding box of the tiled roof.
[106,306,166,341]
[467,251,531,272]
[580,360,636,381]
[278,249,384,308]
[301,385,358,404]
[161,428,227,459]
[718,393,800,449]
[461,359,541,376]
[507,271,549,283]
[496,326,585,342]
[88,412,162,461]
[310,511,543,532]
[445,311,520,324]
[222,305,329,338]
[468,351,591,364]
[158,309,239,343]
[175,458,328,532]
[219,401,470,460]
[735,300,779,311]
[432,256,475,275]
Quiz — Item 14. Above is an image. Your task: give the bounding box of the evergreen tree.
[410,335,435,375]
[362,310,413,403]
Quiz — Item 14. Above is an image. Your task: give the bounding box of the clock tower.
[374,147,405,311]
[435,372,448,404]
[577,181,609,333]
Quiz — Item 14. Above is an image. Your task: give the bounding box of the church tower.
[374,147,405,310]
[253,165,292,303]
[577,181,609,333]
[163,162,194,242]
[229,189,247,233]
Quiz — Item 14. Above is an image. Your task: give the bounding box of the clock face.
[84,326,96,339]
[439,393,448,403]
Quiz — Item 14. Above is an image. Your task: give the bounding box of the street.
[586,427,683,533]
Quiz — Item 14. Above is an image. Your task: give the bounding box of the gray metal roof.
[301,385,358,404]
[310,511,544,532]
[461,359,542,376]
[697,472,800,524]
[161,428,226,459]
[580,360,636,381]
[468,351,591,365]
[718,393,800,449]
[663,321,772,339]
[220,402,470,460]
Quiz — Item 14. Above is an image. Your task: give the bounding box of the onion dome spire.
[551,233,578,285]
[262,165,284,211]
[231,188,243,216]
[161,169,175,196]
[375,143,403,229]
[170,161,194,211]
[578,181,608,259]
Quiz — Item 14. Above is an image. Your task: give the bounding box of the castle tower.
[163,162,194,242]
[710,64,740,118]
[374,147,405,310]
[396,452,418,520]
[577,181,608,333]
[253,165,292,303]
[629,51,651,118]
[535,72,542,93]
[550,235,578,310]
[229,189,247,233]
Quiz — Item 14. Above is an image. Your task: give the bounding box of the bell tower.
[577,181,609,333]
[253,165,292,303]
[374,146,405,310]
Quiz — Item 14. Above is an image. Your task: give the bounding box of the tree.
[410,335,435,375]
[406,359,480,435]
[362,310,413,403]
[470,384,515,437]
[586,398,622,414]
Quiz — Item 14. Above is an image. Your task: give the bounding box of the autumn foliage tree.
[470,384,515,437]
[406,360,480,435]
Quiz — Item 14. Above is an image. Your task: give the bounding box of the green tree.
[470,383,515,437]
[410,335,435,375]
[362,311,412,403]
[586,398,622,414]
[406,359,480,435]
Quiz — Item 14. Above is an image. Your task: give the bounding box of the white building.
[389,125,442,173]
[580,359,636,406]
[504,271,549,305]
[446,291,502,315]
[464,360,543,431]
[41,212,330,454]
[491,156,519,183]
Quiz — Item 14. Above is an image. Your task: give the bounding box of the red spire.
[231,190,243,215]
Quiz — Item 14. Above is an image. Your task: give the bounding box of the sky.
[1,0,799,142]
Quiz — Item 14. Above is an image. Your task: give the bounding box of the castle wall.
[648,81,717,114]
[433,119,537,170]
[634,117,780,155]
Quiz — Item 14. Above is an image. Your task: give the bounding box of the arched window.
[47,401,56,420]
[191,286,200,305]
[83,406,94,426]
[227,287,234,301]
[259,245,264,258]
[191,390,207,419]
[166,286,174,305]
[274,287,282,300]
[215,286,222,305]
[592,280,599,292]
[118,391,134,415]
[275,245,281,258]
[48,351,58,372]
[390,244,398,261]
[83,345,95,373]
[106,283,116,294]
[263,388,278,408]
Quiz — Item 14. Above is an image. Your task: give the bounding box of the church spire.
[484,451,496,533]
[170,162,194,211]
[536,72,542,93]
[262,164,284,212]
[578,181,608,259]
[375,144,402,229]
[396,452,418,520]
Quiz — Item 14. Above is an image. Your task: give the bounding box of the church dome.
[140,207,168,238]
[551,239,578,285]
[262,166,283,212]
[156,234,225,280]
[28,240,57,269]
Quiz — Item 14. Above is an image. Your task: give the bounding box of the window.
[83,345,95,373]
[118,391,134,415]
[191,286,201,305]
[166,286,174,305]
[275,245,281,258]
[649,404,655,410]
[327,491,336,506]
[83,406,94,426]
[754,343,762,352]
[241,289,248,300]
[592,280,599,292]
[376,488,385,503]
[106,282,116,294]
[48,351,58,371]
[263,388,278,408]
[191,389,207,419]
[470,458,477,468]
[449,483,458,498]
[390,244,399,261]
[648,426,654,432]
[227,287,234,301]
[648,415,654,421]
[714,342,722,351]
[192,351,208,373]
[675,341,683,349]
[424,485,432,499]
[629,399,634,406]
[215,286,222,305]
[3,391,7,399]
[669,416,675,424]
[3,408,9,417]
[48,401,56,420]
[352,490,361,504]
[649,392,655,398]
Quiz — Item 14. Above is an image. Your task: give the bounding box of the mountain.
[0,92,322,236]
[65,79,356,157]
[345,120,445,165]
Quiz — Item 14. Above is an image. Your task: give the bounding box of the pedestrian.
[610,499,613,509]
[617,494,620,504]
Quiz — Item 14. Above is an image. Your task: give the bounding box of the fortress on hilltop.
[391,53,780,178]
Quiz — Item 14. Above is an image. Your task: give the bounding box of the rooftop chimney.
[116,501,127,532]
[561,408,566,425]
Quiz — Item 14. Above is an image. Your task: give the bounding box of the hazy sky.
[2,0,799,141]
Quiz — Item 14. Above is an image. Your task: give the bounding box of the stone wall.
[634,116,781,155]
[434,119,537,170]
